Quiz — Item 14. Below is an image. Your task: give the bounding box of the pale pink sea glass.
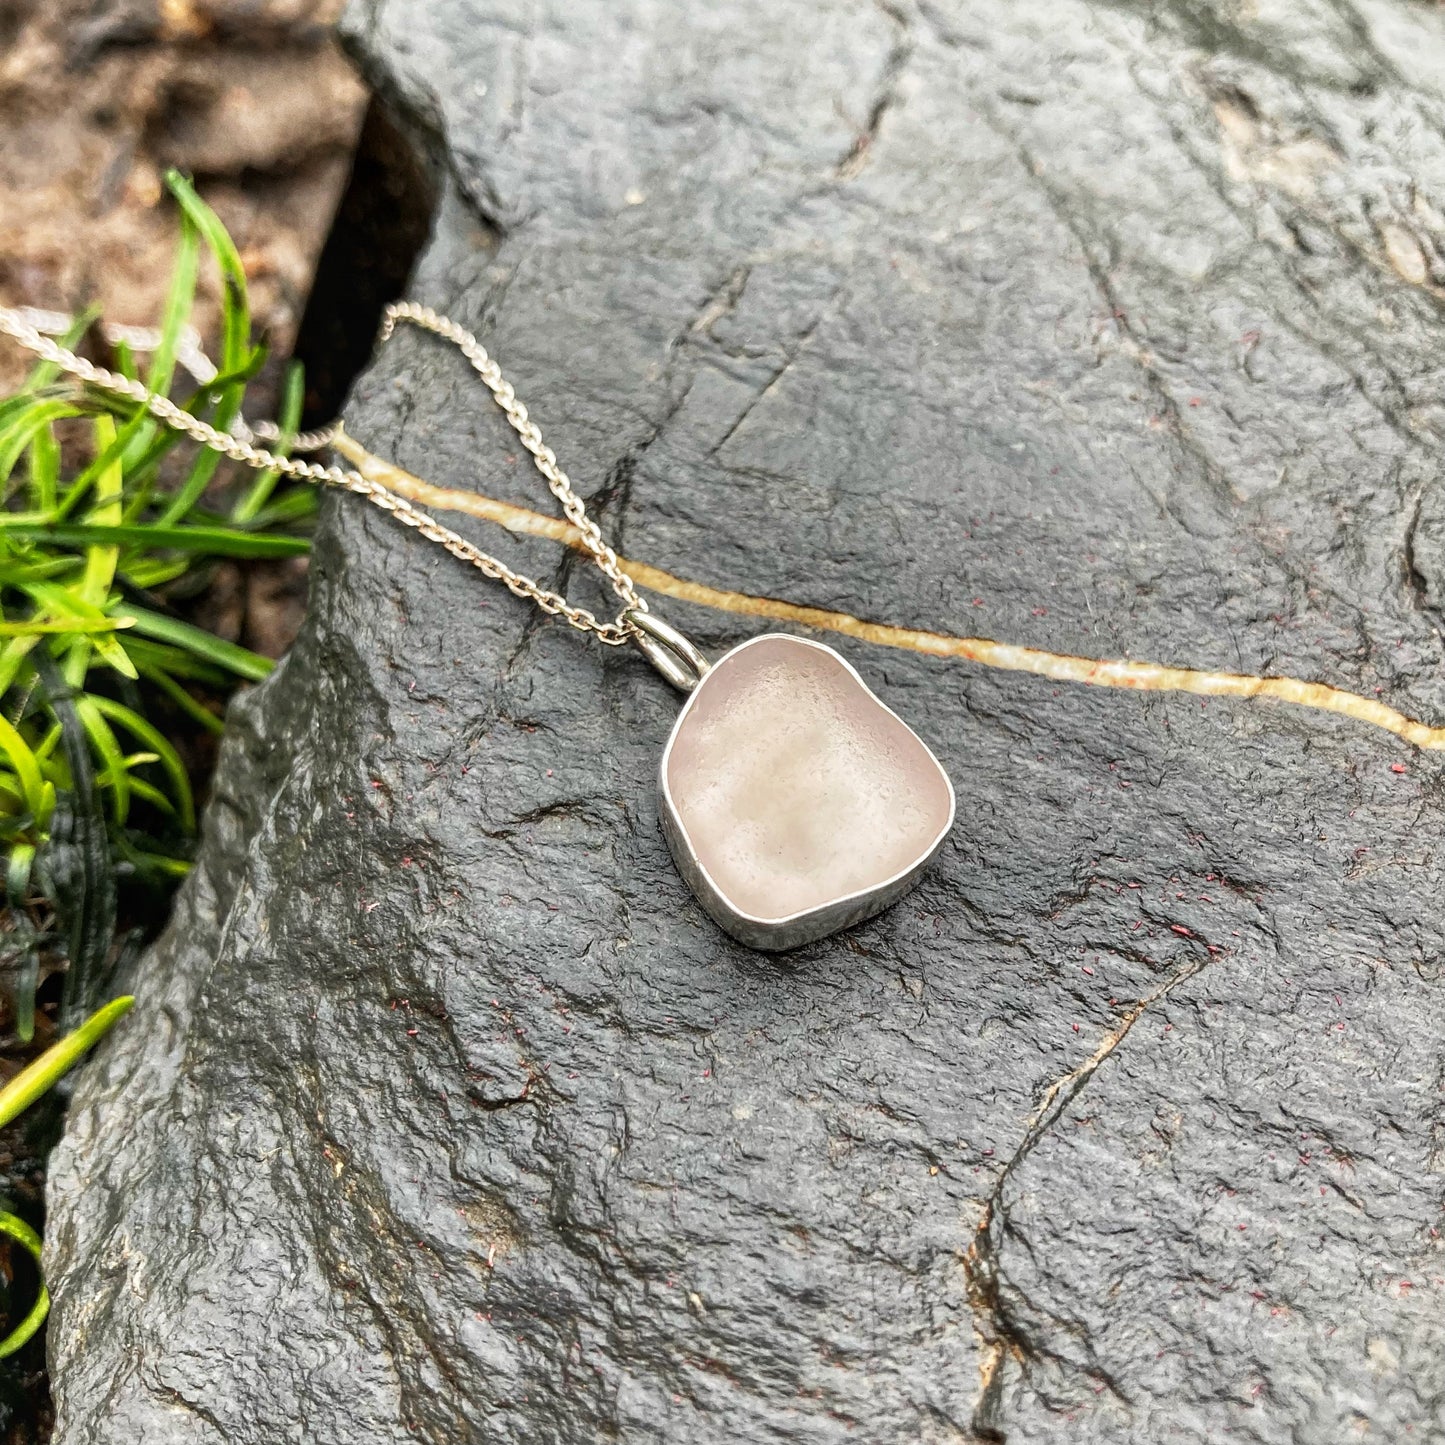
[662,635,954,926]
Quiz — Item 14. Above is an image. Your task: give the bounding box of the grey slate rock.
[43,1,1445,1440]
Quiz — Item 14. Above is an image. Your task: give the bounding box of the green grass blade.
[71,416,137,681]
[119,607,274,681]
[0,394,46,434]
[234,487,319,530]
[1,852,42,1045]
[0,996,135,1128]
[0,400,82,489]
[147,209,201,396]
[160,172,255,525]
[166,172,248,375]
[111,340,139,382]
[92,632,140,680]
[0,556,79,588]
[118,556,190,589]
[0,510,65,526]
[94,771,174,816]
[233,360,303,523]
[0,715,49,826]
[108,346,269,523]
[117,845,191,881]
[135,662,225,735]
[71,694,129,823]
[156,365,264,526]
[86,418,123,527]
[5,843,35,904]
[0,618,132,637]
[0,636,41,698]
[57,404,152,523]
[121,637,232,686]
[11,952,39,1045]
[86,695,195,831]
[0,1211,48,1359]
[31,723,60,767]
[17,580,109,625]
[2,522,310,558]
[0,777,26,816]
[27,422,60,513]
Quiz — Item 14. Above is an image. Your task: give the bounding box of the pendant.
[628,612,956,950]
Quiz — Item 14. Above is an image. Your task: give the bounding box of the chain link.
[0,303,646,646]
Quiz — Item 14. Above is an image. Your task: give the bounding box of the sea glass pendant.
[630,615,955,950]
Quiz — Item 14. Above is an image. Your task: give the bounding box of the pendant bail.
[625,608,710,693]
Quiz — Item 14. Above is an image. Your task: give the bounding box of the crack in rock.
[962,947,1214,1438]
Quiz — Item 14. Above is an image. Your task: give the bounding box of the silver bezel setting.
[657,634,956,950]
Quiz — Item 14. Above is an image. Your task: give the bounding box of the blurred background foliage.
[1,172,316,1043]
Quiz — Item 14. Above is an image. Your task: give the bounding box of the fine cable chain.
[0,302,647,646]
[1,306,343,454]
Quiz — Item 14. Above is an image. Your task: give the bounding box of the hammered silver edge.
[656,633,957,951]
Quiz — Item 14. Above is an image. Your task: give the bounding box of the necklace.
[0,302,955,950]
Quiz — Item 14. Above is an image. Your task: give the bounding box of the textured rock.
[42,0,1445,1440]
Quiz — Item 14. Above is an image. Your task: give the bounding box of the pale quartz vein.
[332,434,1445,753]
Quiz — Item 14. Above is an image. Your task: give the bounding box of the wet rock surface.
[43,1,1445,1440]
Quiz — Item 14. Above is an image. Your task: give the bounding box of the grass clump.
[0,170,315,1034]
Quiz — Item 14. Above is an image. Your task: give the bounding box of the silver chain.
[0,302,646,645]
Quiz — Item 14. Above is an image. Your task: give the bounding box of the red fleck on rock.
[1171,924,1193,937]
[1391,763,1407,775]
[1082,965,1094,976]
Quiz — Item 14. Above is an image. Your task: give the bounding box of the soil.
[0,0,367,398]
